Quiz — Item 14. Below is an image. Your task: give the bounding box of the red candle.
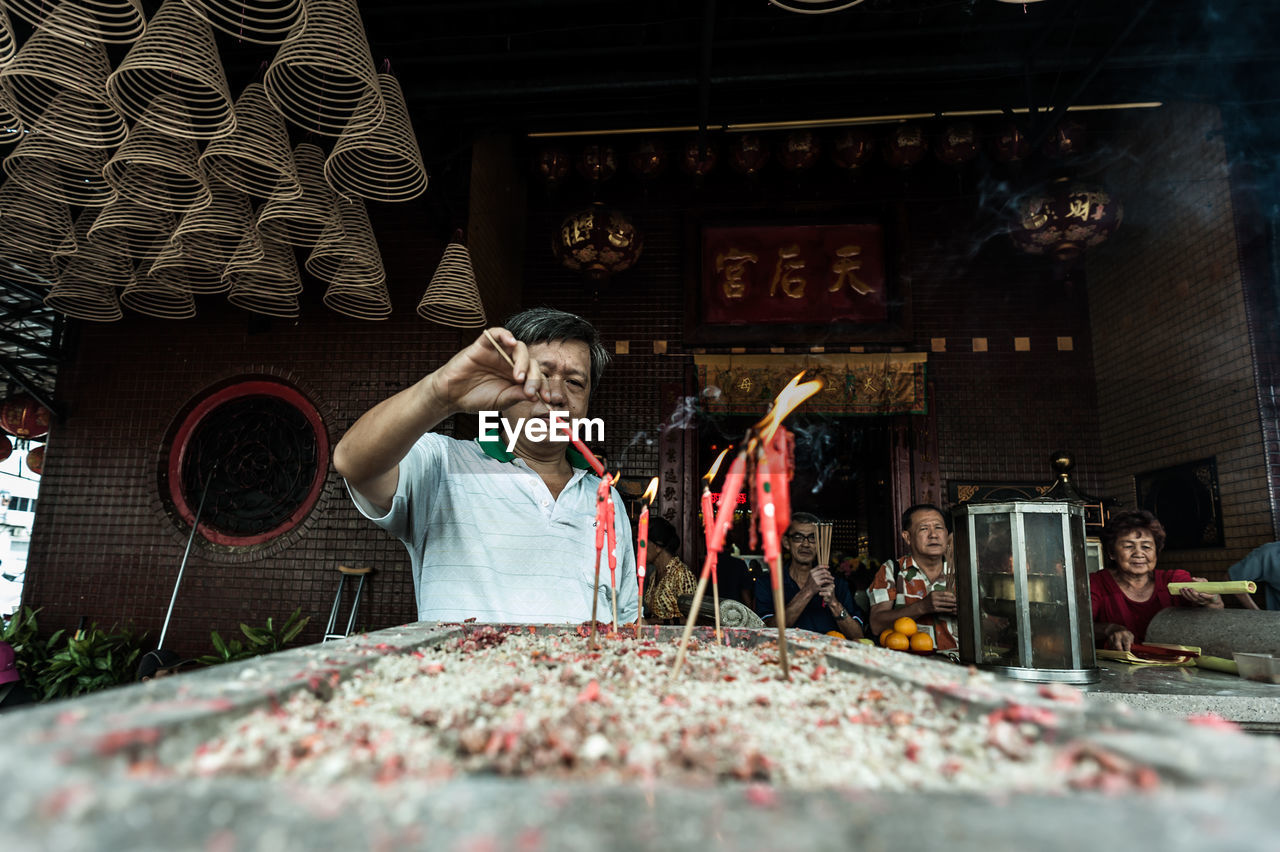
[604,477,617,589]
[756,451,783,566]
[572,436,606,477]
[637,477,659,597]
[760,426,793,547]
[707,451,747,556]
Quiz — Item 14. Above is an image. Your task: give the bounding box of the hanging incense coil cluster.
[0,0,433,324]
[417,241,486,328]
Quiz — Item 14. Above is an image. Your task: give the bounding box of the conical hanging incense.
[324,73,427,202]
[180,0,306,45]
[416,236,486,328]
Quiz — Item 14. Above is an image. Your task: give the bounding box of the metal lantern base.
[983,664,1100,685]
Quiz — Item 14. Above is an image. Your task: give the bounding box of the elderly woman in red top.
[1091,510,1222,652]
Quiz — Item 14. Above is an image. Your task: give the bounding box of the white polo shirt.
[347,431,639,624]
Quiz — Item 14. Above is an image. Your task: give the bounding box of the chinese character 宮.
[715,249,758,299]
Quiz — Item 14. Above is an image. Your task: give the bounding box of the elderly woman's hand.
[1103,625,1136,653]
[1179,576,1224,608]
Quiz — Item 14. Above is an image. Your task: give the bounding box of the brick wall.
[1088,103,1273,576]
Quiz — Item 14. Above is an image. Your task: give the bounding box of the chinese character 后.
[715,249,758,299]
[769,244,807,299]
[829,244,873,295]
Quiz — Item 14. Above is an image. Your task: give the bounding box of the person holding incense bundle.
[334,307,638,625]
[753,512,865,640]
[1090,510,1221,652]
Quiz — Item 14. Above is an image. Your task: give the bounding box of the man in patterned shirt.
[868,504,957,651]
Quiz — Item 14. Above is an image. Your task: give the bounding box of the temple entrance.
[695,414,896,596]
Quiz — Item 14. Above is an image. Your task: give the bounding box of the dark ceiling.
[2,0,1279,411]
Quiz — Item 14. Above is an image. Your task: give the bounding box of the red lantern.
[936,122,979,165]
[884,124,927,168]
[533,146,571,186]
[1041,119,1085,159]
[576,144,617,183]
[680,138,717,177]
[627,139,667,180]
[1009,177,1123,261]
[992,121,1031,163]
[25,444,43,475]
[830,128,875,170]
[779,130,820,171]
[0,394,50,439]
[553,203,643,282]
[729,134,770,176]
[0,435,11,464]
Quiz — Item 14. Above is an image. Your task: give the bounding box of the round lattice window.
[163,379,329,548]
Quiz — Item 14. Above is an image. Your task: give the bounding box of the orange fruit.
[910,632,934,652]
[893,616,918,637]
[826,630,845,639]
[885,632,911,651]
[879,628,895,646]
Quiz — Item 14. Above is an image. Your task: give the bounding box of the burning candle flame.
[755,371,824,443]
[703,448,730,484]
[641,476,659,503]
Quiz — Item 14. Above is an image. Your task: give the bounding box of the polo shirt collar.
[477,430,592,470]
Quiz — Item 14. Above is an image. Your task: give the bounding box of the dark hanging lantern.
[0,393,51,439]
[779,130,820,171]
[552,203,643,282]
[533,145,571,187]
[0,435,11,464]
[627,139,668,180]
[729,134,770,176]
[830,128,875,170]
[680,137,717,177]
[992,121,1031,163]
[25,444,43,475]
[884,123,928,168]
[576,144,617,183]
[1041,118,1086,159]
[936,122,979,166]
[1010,177,1123,261]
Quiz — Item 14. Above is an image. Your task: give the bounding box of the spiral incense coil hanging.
[305,197,384,285]
[4,129,115,207]
[121,273,197,319]
[104,118,212,213]
[6,0,147,45]
[52,207,102,269]
[0,23,128,149]
[323,260,392,320]
[0,244,58,288]
[417,240,486,328]
[263,0,384,137]
[0,90,22,146]
[88,195,177,262]
[180,0,306,45]
[256,143,336,247]
[226,237,303,319]
[0,6,18,67]
[171,183,264,271]
[45,265,125,322]
[0,180,74,256]
[106,0,236,141]
[146,241,227,294]
[199,83,301,201]
[324,73,427,202]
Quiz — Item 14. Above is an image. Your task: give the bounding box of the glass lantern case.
[953,500,1099,684]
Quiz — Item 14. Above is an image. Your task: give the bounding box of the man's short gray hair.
[504,307,610,390]
[789,511,822,528]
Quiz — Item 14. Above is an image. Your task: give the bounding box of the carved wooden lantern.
[552,203,642,282]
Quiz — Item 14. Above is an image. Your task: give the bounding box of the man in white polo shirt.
[334,308,637,624]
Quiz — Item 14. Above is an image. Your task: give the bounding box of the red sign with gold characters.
[702,223,886,325]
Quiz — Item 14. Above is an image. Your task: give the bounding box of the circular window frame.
[166,379,330,548]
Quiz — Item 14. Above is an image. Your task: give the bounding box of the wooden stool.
[323,564,372,642]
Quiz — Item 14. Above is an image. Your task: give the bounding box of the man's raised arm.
[333,327,547,512]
